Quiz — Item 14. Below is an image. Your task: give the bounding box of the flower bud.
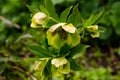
[31,12,47,28]
[86,25,100,38]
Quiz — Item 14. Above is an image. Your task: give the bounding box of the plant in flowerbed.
[27,0,104,79]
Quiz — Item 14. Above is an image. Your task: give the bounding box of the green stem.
[49,17,58,23]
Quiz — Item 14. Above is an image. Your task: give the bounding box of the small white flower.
[48,23,76,33]
[51,57,68,67]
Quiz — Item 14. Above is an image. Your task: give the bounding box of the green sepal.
[47,31,64,49]
[52,65,63,77]
[90,31,100,38]
[66,31,80,48]
[58,61,71,74]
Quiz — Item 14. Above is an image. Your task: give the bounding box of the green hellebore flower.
[47,23,80,49]
[31,12,47,28]
[51,57,70,76]
[86,25,100,38]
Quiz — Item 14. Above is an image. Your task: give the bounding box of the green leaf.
[44,0,58,20]
[59,43,71,57]
[15,71,28,80]
[99,27,112,40]
[0,57,7,62]
[39,5,49,15]
[68,44,89,58]
[98,26,106,33]
[67,4,81,27]
[44,60,52,78]
[59,6,73,22]
[41,36,48,49]
[0,62,7,75]
[84,12,95,26]
[93,9,104,24]
[27,44,53,58]
[68,58,81,71]
[84,9,104,27]
[26,5,40,14]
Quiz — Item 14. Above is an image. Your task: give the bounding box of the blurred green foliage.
[0,0,120,80]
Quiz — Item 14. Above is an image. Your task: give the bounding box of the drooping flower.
[86,25,100,38]
[47,23,80,49]
[51,57,70,76]
[31,12,47,28]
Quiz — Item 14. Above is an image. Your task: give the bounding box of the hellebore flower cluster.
[30,12,81,76]
[30,11,100,78]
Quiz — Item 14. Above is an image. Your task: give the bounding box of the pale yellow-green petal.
[51,57,68,67]
[62,24,76,33]
[30,22,42,28]
[58,62,70,74]
[87,25,98,32]
[86,25,100,38]
[52,65,63,77]
[48,23,66,32]
[66,31,80,47]
[90,31,100,38]
[47,31,64,49]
